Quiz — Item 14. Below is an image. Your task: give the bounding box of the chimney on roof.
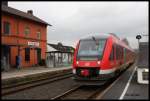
[2,1,8,6]
[27,10,33,15]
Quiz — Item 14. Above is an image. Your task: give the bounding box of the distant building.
[1,2,51,70]
[137,42,149,67]
[46,42,75,67]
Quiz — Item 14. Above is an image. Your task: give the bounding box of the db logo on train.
[85,62,90,66]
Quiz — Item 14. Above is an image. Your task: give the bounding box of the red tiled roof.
[2,5,52,26]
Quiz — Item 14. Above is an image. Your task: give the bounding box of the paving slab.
[2,66,72,80]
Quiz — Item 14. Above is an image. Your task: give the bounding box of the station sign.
[28,41,39,47]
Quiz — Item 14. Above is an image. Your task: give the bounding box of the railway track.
[51,63,134,100]
[2,63,134,99]
[2,72,73,96]
[51,85,108,100]
[50,76,117,100]
[50,77,119,99]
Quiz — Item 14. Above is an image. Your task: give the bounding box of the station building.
[1,2,51,69]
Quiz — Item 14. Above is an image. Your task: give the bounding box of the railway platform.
[96,64,149,100]
[2,64,148,100]
[2,66,72,87]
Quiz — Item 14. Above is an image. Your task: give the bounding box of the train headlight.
[76,61,79,65]
[97,61,101,65]
[72,69,76,74]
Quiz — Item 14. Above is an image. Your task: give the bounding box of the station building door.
[1,45,10,70]
[36,48,41,64]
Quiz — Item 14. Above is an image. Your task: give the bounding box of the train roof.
[118,40,134,52]
[80,33,110,40]
[79,33,134,52]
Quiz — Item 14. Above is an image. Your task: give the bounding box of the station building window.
[24,26,30,37]
[25,48,30,61]
[37,30,41,39]
[3,21,11,34]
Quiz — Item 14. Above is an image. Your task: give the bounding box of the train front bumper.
[72,73,115,85]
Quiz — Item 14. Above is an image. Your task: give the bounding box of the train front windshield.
[77,39,106,60]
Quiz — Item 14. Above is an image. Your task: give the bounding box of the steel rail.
[50,85,81,100]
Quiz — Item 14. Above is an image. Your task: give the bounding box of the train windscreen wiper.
[92,36,98,45]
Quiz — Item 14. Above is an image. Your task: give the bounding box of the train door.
[120,46,123,66]
[113,44,117,67]
[121,46,124,66]
[115,44,120,70]
[114,44,120,73]
[109,45,115,67]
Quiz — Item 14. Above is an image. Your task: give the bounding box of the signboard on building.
[28,41,39,47]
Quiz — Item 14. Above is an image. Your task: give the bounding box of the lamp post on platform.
[136,34,142,50]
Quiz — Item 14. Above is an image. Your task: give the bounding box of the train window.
[116,45,119,60]
[120,46,123,59]
[116,45,123,60]
[121,47,123,59]
[109,45,114,60]
[77,39,106,60]
[118,46,119,60]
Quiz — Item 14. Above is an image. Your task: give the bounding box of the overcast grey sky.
[9,1,148,49]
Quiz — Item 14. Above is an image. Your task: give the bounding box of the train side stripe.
[100,68,116,74]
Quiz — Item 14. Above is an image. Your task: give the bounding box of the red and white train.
[72,33,135,85]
